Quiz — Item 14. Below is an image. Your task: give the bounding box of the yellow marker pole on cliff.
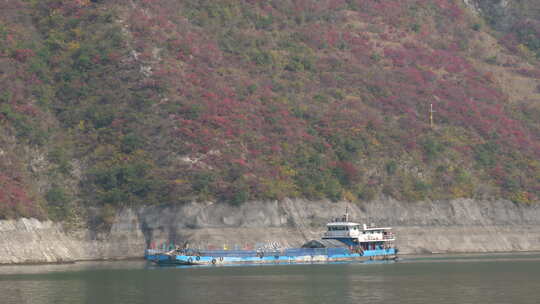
[430,103,434,129]
[431,96,440,129]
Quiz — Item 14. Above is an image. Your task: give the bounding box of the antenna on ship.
[345,204,349,222]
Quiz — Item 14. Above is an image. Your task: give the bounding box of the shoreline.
[0,256,143,267]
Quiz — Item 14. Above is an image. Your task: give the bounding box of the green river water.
[1,253,539,304]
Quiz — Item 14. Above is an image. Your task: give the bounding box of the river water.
[1,253,539,304]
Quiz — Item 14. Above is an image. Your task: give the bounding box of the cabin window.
[329,226,350,231]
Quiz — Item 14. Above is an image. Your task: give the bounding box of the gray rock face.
[1,198,540,264]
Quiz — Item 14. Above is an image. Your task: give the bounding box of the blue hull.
[145,248,397,266]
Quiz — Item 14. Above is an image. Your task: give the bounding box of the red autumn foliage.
[0,174,41,219]
[12,49,35,63]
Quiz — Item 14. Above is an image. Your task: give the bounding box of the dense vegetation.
[0,0,539,221]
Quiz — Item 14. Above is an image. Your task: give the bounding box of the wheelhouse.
[322,214,396,250]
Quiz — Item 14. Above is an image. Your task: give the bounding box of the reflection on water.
[1,253,540,304]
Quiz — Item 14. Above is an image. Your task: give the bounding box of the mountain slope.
[0,0,539,221]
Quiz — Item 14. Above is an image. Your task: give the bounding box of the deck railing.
[146,247,353,258]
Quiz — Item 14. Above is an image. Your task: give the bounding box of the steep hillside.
[0,0,539,221]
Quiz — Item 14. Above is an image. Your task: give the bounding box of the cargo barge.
[145,212,397,265]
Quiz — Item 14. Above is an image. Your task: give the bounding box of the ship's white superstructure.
[322,213,396,250]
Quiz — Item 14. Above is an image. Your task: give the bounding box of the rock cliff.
[1,198,539,264]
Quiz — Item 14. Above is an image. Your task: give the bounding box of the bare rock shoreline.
[1,198,540,264]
